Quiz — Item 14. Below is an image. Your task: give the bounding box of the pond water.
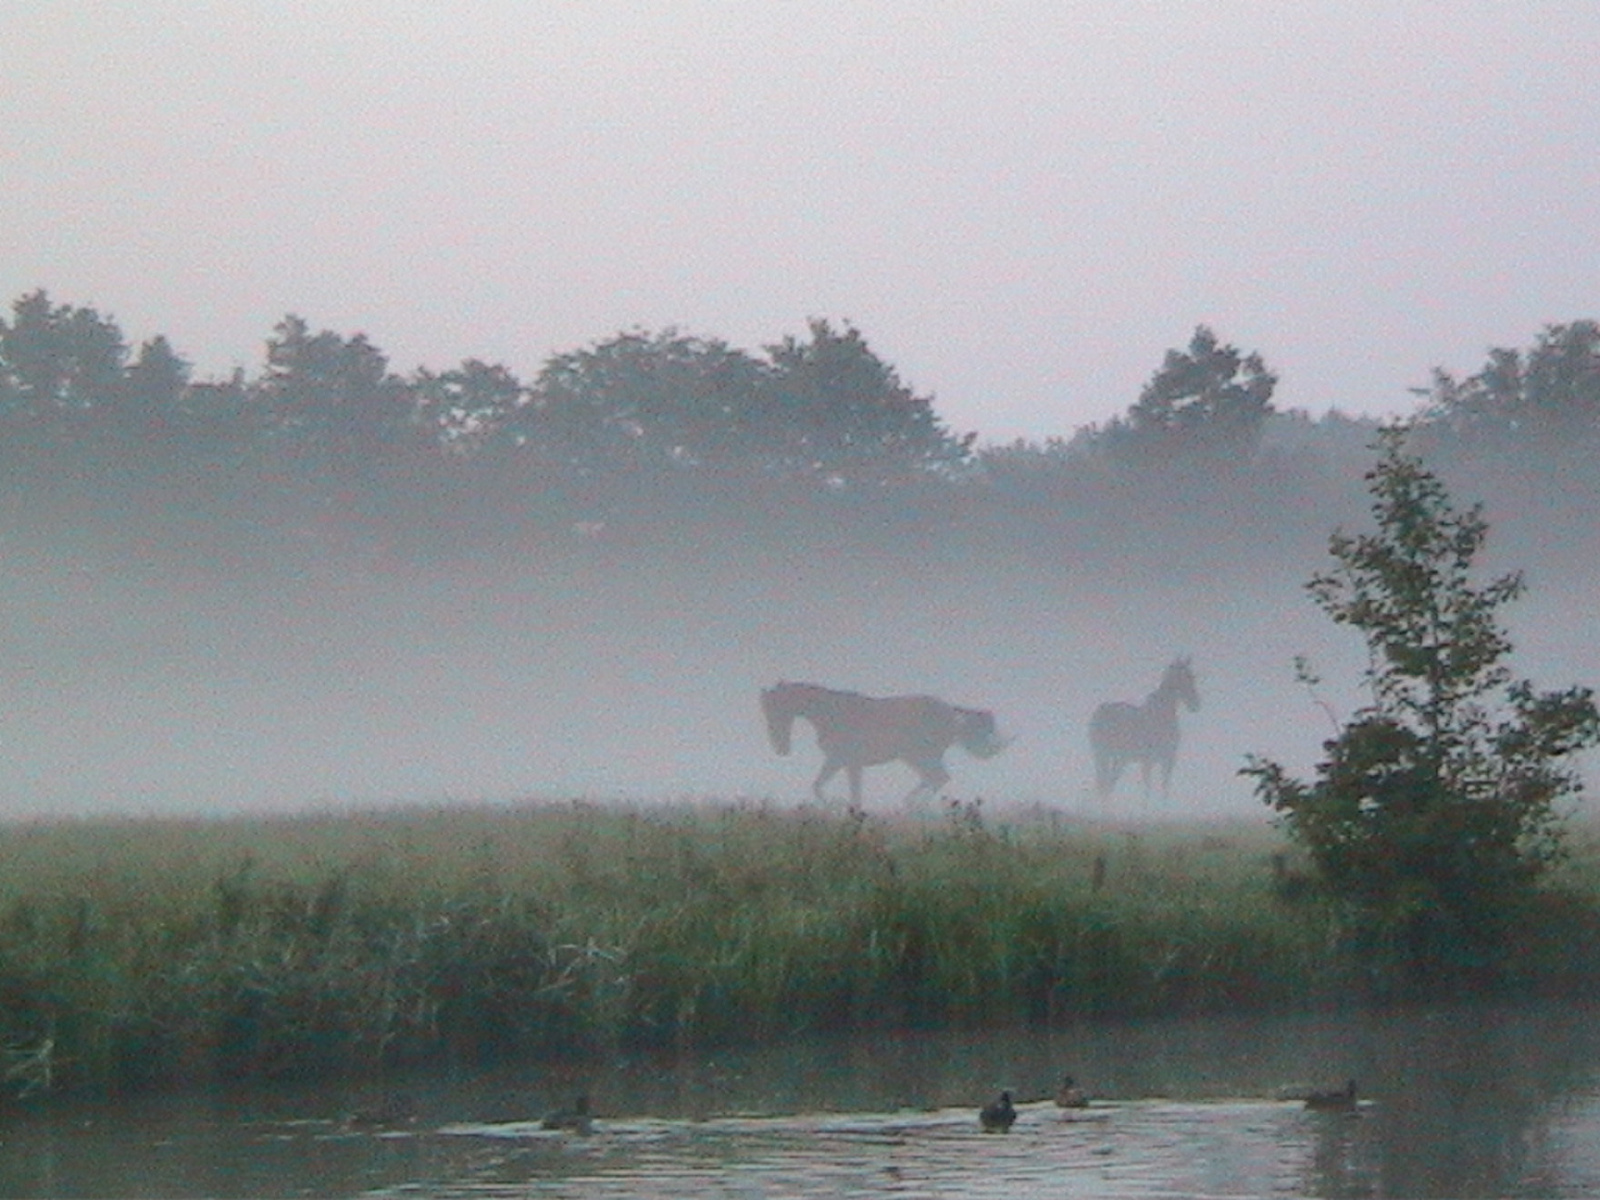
[4,1001,1600,1198]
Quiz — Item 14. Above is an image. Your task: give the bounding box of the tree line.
[4,287,1599,568]
[0,291,970,484]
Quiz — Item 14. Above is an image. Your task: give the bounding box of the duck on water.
[979,1091,1017,1132]
[1055,1075,1090,1109]
[1304,1080,1359,1113]
[542,1094,594,1133]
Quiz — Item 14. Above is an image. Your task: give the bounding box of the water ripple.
[395,1099,1380,1199]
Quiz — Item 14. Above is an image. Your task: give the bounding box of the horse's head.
[956,708,1011,759]
[1165,657,1200,712]
[761,683,796,756]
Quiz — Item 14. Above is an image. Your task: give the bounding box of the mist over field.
[8,0,1600,835]
[1,295,1597,823]
[5,471,1595,822]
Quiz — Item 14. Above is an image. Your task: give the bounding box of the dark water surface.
[4,1001,1600,1198]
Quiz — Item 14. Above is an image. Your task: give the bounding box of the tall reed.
[0,798,1592,1097]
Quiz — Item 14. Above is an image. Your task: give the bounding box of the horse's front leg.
[813,757,844,802]
[847,765,864,813]
[1094,752,1121,797]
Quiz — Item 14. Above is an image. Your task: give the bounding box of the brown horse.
[1089,657,1200,800]
[760,681,1007,808]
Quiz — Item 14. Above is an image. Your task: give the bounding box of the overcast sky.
[4,1,1598,443]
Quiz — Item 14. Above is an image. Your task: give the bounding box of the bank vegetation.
[2,799,1598,1100]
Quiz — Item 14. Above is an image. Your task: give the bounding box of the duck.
[1304,1079,1358,1112]
[1055,1075,1090,1108]
[541,1093,594,1133]
[979,1090,1017,1132]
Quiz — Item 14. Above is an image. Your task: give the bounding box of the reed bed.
[0,797,1592,1097]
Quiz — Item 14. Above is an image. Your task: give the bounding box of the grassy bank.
[0,797,1593,1097]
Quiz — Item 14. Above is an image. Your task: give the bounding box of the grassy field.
[0,796,1594,1098]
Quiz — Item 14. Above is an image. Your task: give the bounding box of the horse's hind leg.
[847,765,864,813]
[902,759,950,805]
[813,758,844,803]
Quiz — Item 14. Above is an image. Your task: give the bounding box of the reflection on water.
[3,1001,1600,1198]
[419,1102,1378,1199]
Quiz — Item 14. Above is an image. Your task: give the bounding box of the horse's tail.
[956,707,1009,759]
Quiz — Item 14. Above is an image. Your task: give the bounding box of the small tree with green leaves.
[1243,425,1600,987]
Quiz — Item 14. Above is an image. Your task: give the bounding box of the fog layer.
[8,471,1595,821]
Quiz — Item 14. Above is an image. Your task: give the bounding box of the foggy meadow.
[3,293,1600,1098]
[2,299,1598,821]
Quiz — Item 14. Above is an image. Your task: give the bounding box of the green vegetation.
[1245,427,1600,990]
[4,797,1600,1101]
[0,800,1324,1098]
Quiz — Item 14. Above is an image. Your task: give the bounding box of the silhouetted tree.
[1092,325,1277,469]
[256,316,419,467]
[1243,426,1600,990]
[1420,320,1600,448]
[116,335,190,431]
[0,289,127,421]
[498,320,971,485]
[412,359,526,456]
[509,329,767,472]
[760,318,974,482]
